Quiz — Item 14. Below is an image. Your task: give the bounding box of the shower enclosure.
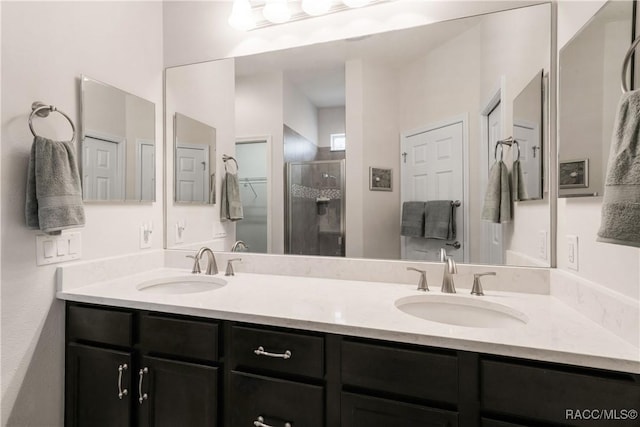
[285,160,345,257]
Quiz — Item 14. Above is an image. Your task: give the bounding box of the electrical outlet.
[567,235,579,271]
[176,220,185,244]
[140,223,153,249]
[538,230,548,260]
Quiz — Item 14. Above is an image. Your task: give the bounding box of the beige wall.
[1,2,164,425]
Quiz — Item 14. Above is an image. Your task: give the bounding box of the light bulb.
[343,0,371,8]
[302,0,333,16]
[228,0,256,31]
[263,0,291,24]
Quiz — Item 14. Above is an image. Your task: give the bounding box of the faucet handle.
[471,272,496,296]
[438,248,448,262]
[186,255,201,274]
[225,258,242,276]
[407,267,429,292]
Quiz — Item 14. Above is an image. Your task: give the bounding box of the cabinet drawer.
[481,359,640,426]
[342,340,458,404]
[342,392,458,427]
[67,305,133,347]
[230,325,324,379]
[229,371,324,427]
[140,313,219,362]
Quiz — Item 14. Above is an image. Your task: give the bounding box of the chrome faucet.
[471,272,496,296]
[439,248,457,293]
[231,240,249,252]
[190,247,218,275]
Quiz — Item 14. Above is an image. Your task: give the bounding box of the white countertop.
[56,268,640,374]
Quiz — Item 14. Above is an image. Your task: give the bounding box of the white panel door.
[175,145,208,202]
[513,120,541,198]
[401,121,464,262]
[83,136,123,200]
[484,103,505,265]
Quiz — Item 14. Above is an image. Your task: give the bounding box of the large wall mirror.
[558,0,635,197]
[174,113,217,204]
[81,75,156,202]
[165,3,552,267]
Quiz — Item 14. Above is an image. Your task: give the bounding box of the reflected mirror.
[174,113,217,204]
[512,70,544,201]
[165,3,552,267]
[81,75,156,202]
[558,0,634,197]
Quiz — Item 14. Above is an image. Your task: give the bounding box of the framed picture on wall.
[559,159,589,189]
[369,167,392,191]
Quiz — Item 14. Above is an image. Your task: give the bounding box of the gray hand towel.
[26,136,85,235]
[597,89,640,247]
[512,160,529,202]
[401,201,425,237]
[481,160,512,223]
[220,172,243,221]
[424,200,456,240]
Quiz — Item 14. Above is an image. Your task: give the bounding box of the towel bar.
[28,101,76,142]
[621,35,640,93]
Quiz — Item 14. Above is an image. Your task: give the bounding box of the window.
[330,133,346,151]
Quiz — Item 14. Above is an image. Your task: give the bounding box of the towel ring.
[223,154,239,172]
[621,35,640,93]
[494,137,520,161]
[28,102,76,142]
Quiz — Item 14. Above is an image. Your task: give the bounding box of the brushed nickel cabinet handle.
[117,364,128,399]
[253,346,292,360]
[253,416,292,427]
[138,367,149,404]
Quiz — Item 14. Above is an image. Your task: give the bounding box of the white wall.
[235,72,285,254]
[318,107,346,148]
[165,59,236,250]
[283,79,318,145]
[555,0,640,303]
[0,2,164,425]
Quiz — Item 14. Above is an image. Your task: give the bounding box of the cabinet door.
[342,392,458,427]
[66,343,133,427]
[138,356,219,427]
[230,371,324,427]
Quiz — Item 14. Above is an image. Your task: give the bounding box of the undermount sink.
[136,275,227,295]
[395,294,527,328]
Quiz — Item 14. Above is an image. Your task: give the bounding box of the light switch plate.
[140,224,153,249]
[567,235,579,271]
[175,221,185,244]
[36,232,81,266]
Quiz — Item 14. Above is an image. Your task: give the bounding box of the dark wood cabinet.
[341,392,458,427]
[138,356,219,427]
[65,343,133,427]
[65,302,640,427]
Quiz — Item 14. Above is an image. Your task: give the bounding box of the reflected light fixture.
[228,0,387,31]
[302,0,333,16]
[263,0,292,24]
[228,0,256,30]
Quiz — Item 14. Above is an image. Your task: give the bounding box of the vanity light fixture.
[263,0,291,23]
[228,0,388,31]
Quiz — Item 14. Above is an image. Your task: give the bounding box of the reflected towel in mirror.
[597,89,640,247]
[401,201,425,237]
[481,160,512,223]
[25,136,85,234]
[512,160,528,202]
[424,200,456,240]
[220,172,243,221]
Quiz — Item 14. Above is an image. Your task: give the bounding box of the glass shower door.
[285,160,345,257]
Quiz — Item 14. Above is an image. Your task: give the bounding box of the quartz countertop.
[56,268,640,374]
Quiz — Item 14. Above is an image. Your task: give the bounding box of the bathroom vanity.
[59,267,640,427]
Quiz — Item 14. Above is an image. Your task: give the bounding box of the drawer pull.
[138,367,149,404]
[117,364,128,399]
[254,346,292,360]
[253,415,292,427]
